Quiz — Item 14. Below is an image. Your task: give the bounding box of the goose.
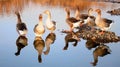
[63,32,80,50]
[44,32,56,55]
[85,8,96,27]
[43,10,56,33]
[33,36,45,63]
[86,40,100,50]
[91,44,111,66]
[95,9,113,34]
[65,8,83,32]
[75,7,96,26]
[75,7,88,21]
[34,14,45,37]
[15,35,28,56]
[15,12,28,36]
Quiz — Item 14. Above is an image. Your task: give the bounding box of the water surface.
[0,0,120,67]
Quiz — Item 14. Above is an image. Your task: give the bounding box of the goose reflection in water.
[15,35,28,56]
[44,32,56,55]
[33,36,45,63]
[85,40,100,50]
[63,32,80,50]
[91,44,111,66]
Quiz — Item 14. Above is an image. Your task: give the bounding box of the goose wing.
[79,14,88,19]
[102,18,113,27]
[67,17,80,23]
[17,23,27,30]
[89,16,96,21]
[52,21,56,25]
[34,24,38,32]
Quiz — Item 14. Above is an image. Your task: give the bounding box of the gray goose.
[15,35,28,56]
[91,44,111,66]
[75,7,95,26]
[75,7,88,20]
[15,12,28,36]
[95,9,113,34]
[65,8,83,32]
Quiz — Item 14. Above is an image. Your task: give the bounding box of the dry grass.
[0,0,106,16]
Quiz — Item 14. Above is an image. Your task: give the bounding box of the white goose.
[15,12,28,36]
[34,14,45,37]
[95,9,113,34]
[44,10,56,33]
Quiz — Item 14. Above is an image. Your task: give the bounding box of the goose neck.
[39,20,43,25]
[16,14,22,23]
[75,9,79,18]
[66,11,70,19]
[88,11,92,16]
[47,13,51,20]
[96,12,101,19]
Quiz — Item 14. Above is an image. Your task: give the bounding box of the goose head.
[88,8,93,12]
[64,8,69,11]
[43,10,51,19]
[15,11,19,15]
[39,14,42,20]
[44,10,51,15]
[95,9,101,14]
[88,8,93,16]
[64,8,70,14]
[15,11,20,17]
